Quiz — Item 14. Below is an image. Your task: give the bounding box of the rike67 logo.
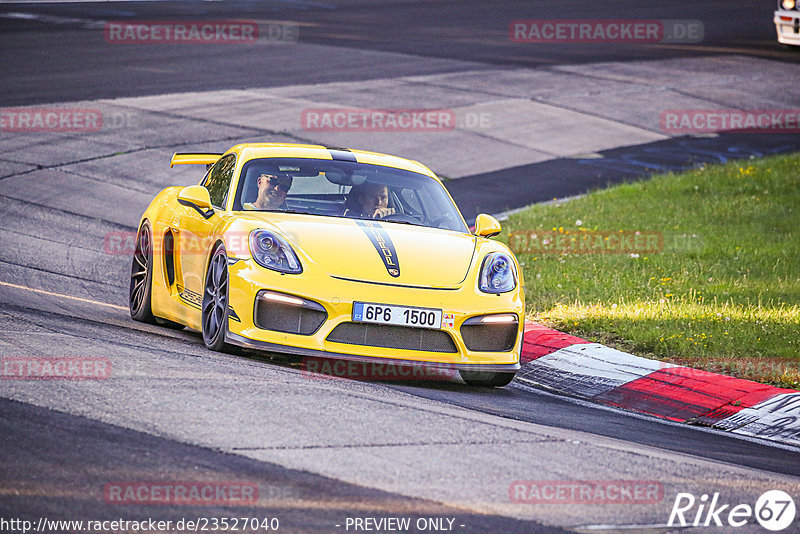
[668,490,796,531]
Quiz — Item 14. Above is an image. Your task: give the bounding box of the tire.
[129,222,156,323]
[201,245,233,352]
[459,370,515,387]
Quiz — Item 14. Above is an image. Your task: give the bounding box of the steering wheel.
[381,213,423,225]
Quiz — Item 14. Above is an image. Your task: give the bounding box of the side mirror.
[474,214,502,238]
[475,213,503,237]
[177,185,214,219]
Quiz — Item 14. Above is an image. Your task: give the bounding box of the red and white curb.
[518,322,800,447]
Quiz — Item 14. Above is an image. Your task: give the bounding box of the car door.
[176,154,236,309]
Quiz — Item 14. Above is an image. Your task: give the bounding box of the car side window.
[203,154,236,209]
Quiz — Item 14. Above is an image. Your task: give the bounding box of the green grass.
[501,152,800,389]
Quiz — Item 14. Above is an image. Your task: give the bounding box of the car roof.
[225,143,440,182]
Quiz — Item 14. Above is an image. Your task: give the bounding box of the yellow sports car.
[130,143,524,386]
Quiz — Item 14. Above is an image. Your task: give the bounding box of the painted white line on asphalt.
[0,12,105,28]
[494,193,585,221]
[0,280,127,311]
[575,524,677,531]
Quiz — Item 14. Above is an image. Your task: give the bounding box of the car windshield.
[232,157,469,233]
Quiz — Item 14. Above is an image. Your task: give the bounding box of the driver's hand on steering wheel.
[371,207,396,219]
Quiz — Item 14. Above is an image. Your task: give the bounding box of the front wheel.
[459,370,515,387]
[202,245,232,352]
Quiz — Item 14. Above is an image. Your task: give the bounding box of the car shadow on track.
[234,345,513,392]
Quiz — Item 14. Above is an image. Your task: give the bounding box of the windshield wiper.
[256,208,323,216]
[380,219,426,227]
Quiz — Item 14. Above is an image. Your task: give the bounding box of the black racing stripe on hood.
[354,220,400,278]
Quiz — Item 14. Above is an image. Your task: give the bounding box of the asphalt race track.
[1,1,800,532]
[1,0,798,106]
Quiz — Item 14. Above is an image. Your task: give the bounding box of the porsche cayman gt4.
[130,143,524,386]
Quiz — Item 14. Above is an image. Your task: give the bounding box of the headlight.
[249,229,302,274]
[479,252,517,294]
[782,0,796,9]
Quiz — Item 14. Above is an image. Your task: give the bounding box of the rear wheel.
[129,222,185,329]
[459,370,515,387]
[202,245,233,352]
[129,222,155,323]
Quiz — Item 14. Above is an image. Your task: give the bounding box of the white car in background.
[775,0,800,45]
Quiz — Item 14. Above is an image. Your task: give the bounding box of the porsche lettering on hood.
[355,220,400,277]
[269,217,476,287]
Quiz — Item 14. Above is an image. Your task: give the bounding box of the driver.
[345,182,396,219]
[244,173,292,210]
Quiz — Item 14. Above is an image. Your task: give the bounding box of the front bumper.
[224,258,524,370]
[775,10,800,45]
[226,331,521,372]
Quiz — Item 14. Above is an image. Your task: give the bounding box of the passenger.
[345,182,396,219]
[244,173,292,210]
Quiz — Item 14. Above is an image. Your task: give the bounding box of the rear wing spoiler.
[170,152,223,168]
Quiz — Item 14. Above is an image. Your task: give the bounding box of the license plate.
[352,302,442,329]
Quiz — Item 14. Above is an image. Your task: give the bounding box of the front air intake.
[254,291,327,335]
[327,323,458,353]
[460,314,518,352]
